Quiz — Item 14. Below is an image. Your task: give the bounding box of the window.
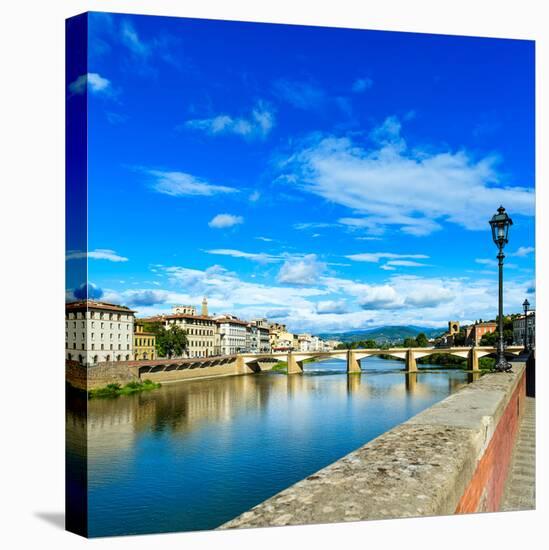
[73,343,76,349]
[101,344,104,350]
[101,322,104,329]
[91,343,95,350]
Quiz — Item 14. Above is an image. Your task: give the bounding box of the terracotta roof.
[140,313,215,323]
[65,300,135,314]
[215,317,249,326]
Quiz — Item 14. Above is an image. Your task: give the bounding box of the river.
[66,356,473,537]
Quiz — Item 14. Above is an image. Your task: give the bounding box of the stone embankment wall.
[66,361,140,390]
[222,363,527,529]
[66,358,276,390]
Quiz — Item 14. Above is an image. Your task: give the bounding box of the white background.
[0,1,546,548]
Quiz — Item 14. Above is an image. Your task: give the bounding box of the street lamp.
[489,206,513,372]
[522,299,530,353]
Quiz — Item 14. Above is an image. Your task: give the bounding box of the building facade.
[248,321,271,353]
[133,324,156,360]
[215,315,248,355]
[268,322,287,349]
[65,301,135,365]
[163,312,216,358]
[513,312,535,347]
[464,321,497,345]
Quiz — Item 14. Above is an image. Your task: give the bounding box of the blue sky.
[67,12,535,333]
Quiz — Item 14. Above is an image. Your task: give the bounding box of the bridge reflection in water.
[70,356,479,537]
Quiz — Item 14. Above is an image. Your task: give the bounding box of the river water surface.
[67,357,472,537]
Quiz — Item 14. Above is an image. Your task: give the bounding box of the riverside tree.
[141,321,189,358]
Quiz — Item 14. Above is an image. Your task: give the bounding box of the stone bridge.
[239,346,524,374]
[67,346,525,390]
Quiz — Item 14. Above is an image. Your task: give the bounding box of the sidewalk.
[500,396,536,511]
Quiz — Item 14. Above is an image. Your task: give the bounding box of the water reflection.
[68,357,470,537]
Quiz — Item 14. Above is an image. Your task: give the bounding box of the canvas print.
[65,12,535,538]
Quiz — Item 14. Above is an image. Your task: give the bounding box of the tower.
[201,297,208,317]
[448,321,460,335]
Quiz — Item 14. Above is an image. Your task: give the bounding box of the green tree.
[154,325,188,358]
[415,333,429,347]
[480,330,513,346]
[403,337,417,348]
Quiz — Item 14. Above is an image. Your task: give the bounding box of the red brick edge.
[455,370,526,513]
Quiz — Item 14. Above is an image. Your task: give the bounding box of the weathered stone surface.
[221,364,526,530]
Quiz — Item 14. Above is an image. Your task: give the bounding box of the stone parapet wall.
[66,361,139,390]
[66,357,276,390]
[221,363,526,529]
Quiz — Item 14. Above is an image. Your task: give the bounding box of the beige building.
[268,322,287,349]
[513,312,535,347]
[143,301,216,358]
[133,324,156,360]
[65,300,135,365]
[215,315,248,355]
[164,312,216,358]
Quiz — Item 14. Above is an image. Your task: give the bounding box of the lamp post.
[522,299,530,353]
[489,206,513,372]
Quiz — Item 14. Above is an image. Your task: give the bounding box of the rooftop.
[65,300,135,314]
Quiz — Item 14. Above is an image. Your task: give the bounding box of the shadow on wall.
[526,353,535,397]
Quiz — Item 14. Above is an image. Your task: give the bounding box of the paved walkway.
[500,397,536,511]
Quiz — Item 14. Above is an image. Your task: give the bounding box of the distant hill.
[319,325,446,345]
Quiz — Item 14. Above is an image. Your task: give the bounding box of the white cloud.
[121,20,151,58]
[385,260,431,267]
[273,79,326,110]
[280,117,534,236]
[107,261,534,334]
[68,73,111,95]
[476,258,498,267]
[316,300,350,314]
[186,101,275,140]
[66,249,128,262]
[352,77,373,93]
[208,214,244,229]
[510,246,535,257]
[249,190,261,202]
[294,222,337,230]
[146,170,237,196]
[206,249,279,263]
[277,254,326,285]
[346,252,429,263]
